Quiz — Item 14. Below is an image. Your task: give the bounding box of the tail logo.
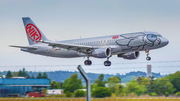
[26,23,42,43]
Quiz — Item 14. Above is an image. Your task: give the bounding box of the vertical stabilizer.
[22,17,49,45]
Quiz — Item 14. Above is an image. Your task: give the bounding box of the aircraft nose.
[161,37,169,46]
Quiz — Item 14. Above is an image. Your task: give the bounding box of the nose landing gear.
[145,49,151,61]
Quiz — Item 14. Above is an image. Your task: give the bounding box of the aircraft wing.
[38,40,98,54]
[9,45,38,50]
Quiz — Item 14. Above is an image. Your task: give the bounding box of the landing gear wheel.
[145,49,151,61]
[104,61,111,66]
[146,57,151,61]
[84,60,92,66]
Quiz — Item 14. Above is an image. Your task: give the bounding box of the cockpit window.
[144,31,162,37]
[157,35,162,37]
[147,34,157,42]
[151,35,162,38]
[151,35,157,38]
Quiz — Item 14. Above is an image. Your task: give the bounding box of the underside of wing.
[38,40,97,54]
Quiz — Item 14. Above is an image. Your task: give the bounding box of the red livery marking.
[112,35,119,39]
[26,23,42,43]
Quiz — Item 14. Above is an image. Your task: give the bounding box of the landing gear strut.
[84,57,92,66]
[104,57,111,66]
[145,49,151,61]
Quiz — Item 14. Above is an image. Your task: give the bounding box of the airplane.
[10,17,169,66]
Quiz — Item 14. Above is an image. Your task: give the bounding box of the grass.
[0,97,180,101]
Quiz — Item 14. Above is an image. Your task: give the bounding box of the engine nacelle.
[117,52,140,59]
[92,48,111,58]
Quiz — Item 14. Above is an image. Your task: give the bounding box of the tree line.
[90,71,180,97]
[0,70,164,83]
[49,71,180,98]
[3,68,180,98]
[5,68,48,79]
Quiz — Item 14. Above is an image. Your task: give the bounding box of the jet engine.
[117,51,140,59]
[92,48,111,58]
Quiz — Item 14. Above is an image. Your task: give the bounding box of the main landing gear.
[84,57,92,66]
[104,57,111,66]
[145,49,151,61]
[84,57,112,66]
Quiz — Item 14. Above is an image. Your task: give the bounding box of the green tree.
[18,70,23,76]
[59,82,63,88]
[50,81,59,89]
[94,74,106,87]
[115,76,121,83]
[56,82,61,89]
[136,76,143,85]
[165,92,170,97]
[49,78,51,84]
[115,83,120,96]
[74,90,86,97]
[43,88,48,95]
[62,73,83,93]
[92,87,112,98]
[6,70,12,78]
[176,92,180,96]
[135,76,150,94]
[22,68,26,77]
[168,71,180,92]
[42,72,48,79]
[114,84,124,96]
[49,80,62,89]
[18,68,29,77]
[125,80,146,96]
[152,77,175,95]
[119,84,124,96]
[91,84,98,91]
[147,76,154,94]
[63,78,71,91]
[150,92,157,96]
[65,91,72,97]
[12,72,19,77]
[108,76,120,93]
[36,72,42,78]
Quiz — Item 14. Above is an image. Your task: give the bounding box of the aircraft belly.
[24,46,82,58]
[49,49,82,58]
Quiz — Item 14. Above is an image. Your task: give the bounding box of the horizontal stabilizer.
[9,45,38,50]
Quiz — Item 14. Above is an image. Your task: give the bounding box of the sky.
[0,0,180,75]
